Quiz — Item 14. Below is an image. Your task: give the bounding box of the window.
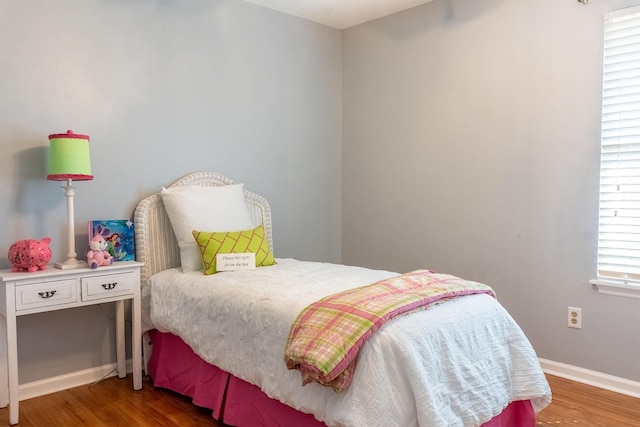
[593,6,640,298]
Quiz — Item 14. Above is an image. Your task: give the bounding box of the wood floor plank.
[0,373,637,426]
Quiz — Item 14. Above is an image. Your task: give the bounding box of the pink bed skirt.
[147,330,536,427]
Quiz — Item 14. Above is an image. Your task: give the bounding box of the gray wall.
[343,0,640,381]
[0,0,341,383]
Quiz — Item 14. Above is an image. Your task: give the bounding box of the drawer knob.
[102,282,118,290]
[38,290,57,299]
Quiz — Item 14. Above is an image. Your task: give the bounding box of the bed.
[134,171,551,427]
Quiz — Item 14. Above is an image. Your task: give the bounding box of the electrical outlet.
[568,307,582,329]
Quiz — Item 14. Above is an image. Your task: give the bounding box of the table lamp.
[47,130,93,269]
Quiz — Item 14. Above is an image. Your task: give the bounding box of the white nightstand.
[0,261,143,425]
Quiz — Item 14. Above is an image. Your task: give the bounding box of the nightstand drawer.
[15,278,78,311]
[82,270,136,301]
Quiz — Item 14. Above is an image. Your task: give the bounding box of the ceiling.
[241,0,436,29]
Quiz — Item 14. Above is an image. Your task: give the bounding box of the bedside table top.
[0,261,143,282]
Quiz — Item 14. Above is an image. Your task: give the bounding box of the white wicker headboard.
[133,171,273,286]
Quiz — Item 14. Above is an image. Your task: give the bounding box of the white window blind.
[598,7,640,282]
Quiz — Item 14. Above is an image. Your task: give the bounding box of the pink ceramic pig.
[8,238,52,272]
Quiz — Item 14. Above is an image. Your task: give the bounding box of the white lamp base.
[54,179,88,270]
[55,258,89,270]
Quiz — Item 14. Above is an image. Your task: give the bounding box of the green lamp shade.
[47,130,93,181]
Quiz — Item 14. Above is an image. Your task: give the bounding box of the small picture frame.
[88,219,135,262]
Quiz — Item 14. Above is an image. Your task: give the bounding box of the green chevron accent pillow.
[193,225,275,275]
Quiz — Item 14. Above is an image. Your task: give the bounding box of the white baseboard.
[539,358,640,399]
[18,360,134,402]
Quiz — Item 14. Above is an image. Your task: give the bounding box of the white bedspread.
[149,258,551,427]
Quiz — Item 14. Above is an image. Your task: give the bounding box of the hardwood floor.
[0,375,223,427]
[0,374,637,426]
[536,375,640,427]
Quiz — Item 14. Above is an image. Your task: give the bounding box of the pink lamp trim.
[48,129,90,141]
[47,173,94,181]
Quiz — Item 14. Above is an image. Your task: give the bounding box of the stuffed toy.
[87,232,113,269]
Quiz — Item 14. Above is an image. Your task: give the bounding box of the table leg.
[132,294,142,390]
[0,314,8,409]
[6,312,18,425]
[115,300,126,379]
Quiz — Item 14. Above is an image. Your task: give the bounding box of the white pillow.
[160,184,254,272]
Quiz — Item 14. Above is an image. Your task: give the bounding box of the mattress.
[149,258,551,427]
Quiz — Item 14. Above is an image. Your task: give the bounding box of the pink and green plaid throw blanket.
[283,270,495,391]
